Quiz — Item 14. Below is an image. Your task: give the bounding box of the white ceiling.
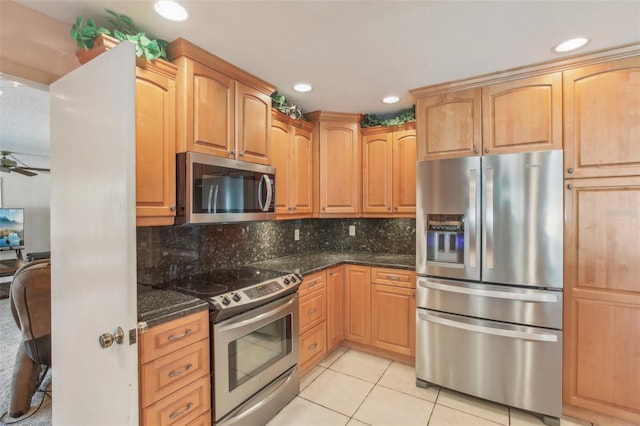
[3,0,640,166]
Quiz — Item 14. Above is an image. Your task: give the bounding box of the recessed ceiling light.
[154,1,188,21]
[293,83,312,93]
[552,37,591,53]
[382,96,400,104]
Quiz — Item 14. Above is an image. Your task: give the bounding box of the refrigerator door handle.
[468,168,478,268]
[418,279,558,303]
[484,167,494,269]
[418,310,558,342]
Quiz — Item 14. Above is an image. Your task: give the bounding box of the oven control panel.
[210,272,302,309]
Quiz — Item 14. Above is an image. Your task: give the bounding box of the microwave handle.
[258,174,273,212]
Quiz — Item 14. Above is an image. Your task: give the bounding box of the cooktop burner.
[157,266,294,297]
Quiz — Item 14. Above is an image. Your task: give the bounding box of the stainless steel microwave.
[176,152,275,224]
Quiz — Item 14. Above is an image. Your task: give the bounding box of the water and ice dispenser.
[426,214,465,264]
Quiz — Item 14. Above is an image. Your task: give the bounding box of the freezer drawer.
[417,277,562,329]
[416,308,562,418]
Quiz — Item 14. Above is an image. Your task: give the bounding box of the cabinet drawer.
[299,288,326,333]
[300,321,327,368]
[299,270,326,296]
[140,339,210,408]
[370,267,415,288]
[141,375,211,426]
[185,410,211,426]
[140,310,209,363]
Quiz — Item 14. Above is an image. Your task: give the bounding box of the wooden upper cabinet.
[564,56,640,179]
[271,110,315,218]
[563,176,640,424]
[482,73,562,155]
[362,123,416,217]
[307,111,361,217]
[168,38,275,165]
[415,88,482,160]
[134,63,178,226]
[236,82,271,165]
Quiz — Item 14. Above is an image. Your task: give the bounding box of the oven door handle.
[418,311,558,342]
[217,293,296,332]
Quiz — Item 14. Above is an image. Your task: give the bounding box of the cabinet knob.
[567,183,573,190]
[474,148,479,155]
[567,168,574,174]
[322,207,326,212]
[230,149,236,156]
[169,204,176,211]
[387,207,391,211]
[485,148,490,154]
[239,151,246,157]
[394,206,398,211]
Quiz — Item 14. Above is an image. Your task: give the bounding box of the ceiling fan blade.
[12,168,37,177]
[21,167,50,173]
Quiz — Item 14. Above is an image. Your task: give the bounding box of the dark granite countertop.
[138,251,415,326]
[249,251,416,275]
[137,284,208,328]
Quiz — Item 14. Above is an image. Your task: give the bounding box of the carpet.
[0,297,52,425]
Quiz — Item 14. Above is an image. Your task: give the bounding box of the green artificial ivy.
[271,92,305,120]
[360,105,416,128]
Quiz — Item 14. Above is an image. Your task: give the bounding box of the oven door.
[213,293,299,422]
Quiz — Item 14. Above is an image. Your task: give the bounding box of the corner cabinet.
[168,38,274,165]
[271,110,315,218]
[306,111,361,217]
[362,123,416,217]
[139,310,211,426]
[76,35,178,227]
[563,56,640,179]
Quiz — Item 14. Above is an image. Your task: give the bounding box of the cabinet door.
[343,265,370,344]
[176,58,235,157]
[135,66,176,226]
[363,130,393,214]
[371,284,415,357]
[291,125,314,215]
[326,266,344,351]
[319,120,361,215]
[564,57,640,179]
[271,114,291,216]
[392,127,417,215]
[563,176,640,424]
[482,73,562,155]
[416,88,482,160]
[236,82,271,165]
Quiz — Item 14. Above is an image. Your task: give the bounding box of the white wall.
[0,173,50,260]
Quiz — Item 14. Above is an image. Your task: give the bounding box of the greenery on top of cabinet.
[361,105,416,128]
[271,91,305,120]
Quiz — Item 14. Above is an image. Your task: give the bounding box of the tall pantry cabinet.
[562,54,640,425]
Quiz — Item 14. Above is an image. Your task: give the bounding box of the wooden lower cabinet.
[326,266,344,352]
[370,268,416,357]
[139,310,211,426]
[299,270,327,375]
[563,177,640,425]
[343,265,371,344]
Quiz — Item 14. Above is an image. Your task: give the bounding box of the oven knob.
[283,278,291,285]
[221,296,231,306]
[232,293,241,302]
[290,276,297,283]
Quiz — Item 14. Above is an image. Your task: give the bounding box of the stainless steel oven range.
[157,267,302,426]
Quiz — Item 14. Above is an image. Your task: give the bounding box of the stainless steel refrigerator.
[415,150,563,425]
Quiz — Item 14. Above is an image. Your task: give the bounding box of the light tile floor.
[267,347,594,426]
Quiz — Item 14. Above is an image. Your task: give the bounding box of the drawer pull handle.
[308,308,317,315]
[168,363,193,378]
[169,402,193,420]
[308,343,317,350]
[308,280,319,287]
[168,329,193,341]
[386,275,400,281]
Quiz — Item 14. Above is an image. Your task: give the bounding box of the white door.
[50,42,138,425]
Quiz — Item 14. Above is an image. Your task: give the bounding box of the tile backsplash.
[137,218,415,284]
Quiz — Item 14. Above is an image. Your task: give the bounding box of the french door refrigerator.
[416,150,563,425]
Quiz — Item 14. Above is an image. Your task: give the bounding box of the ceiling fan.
[0,151,50,176]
